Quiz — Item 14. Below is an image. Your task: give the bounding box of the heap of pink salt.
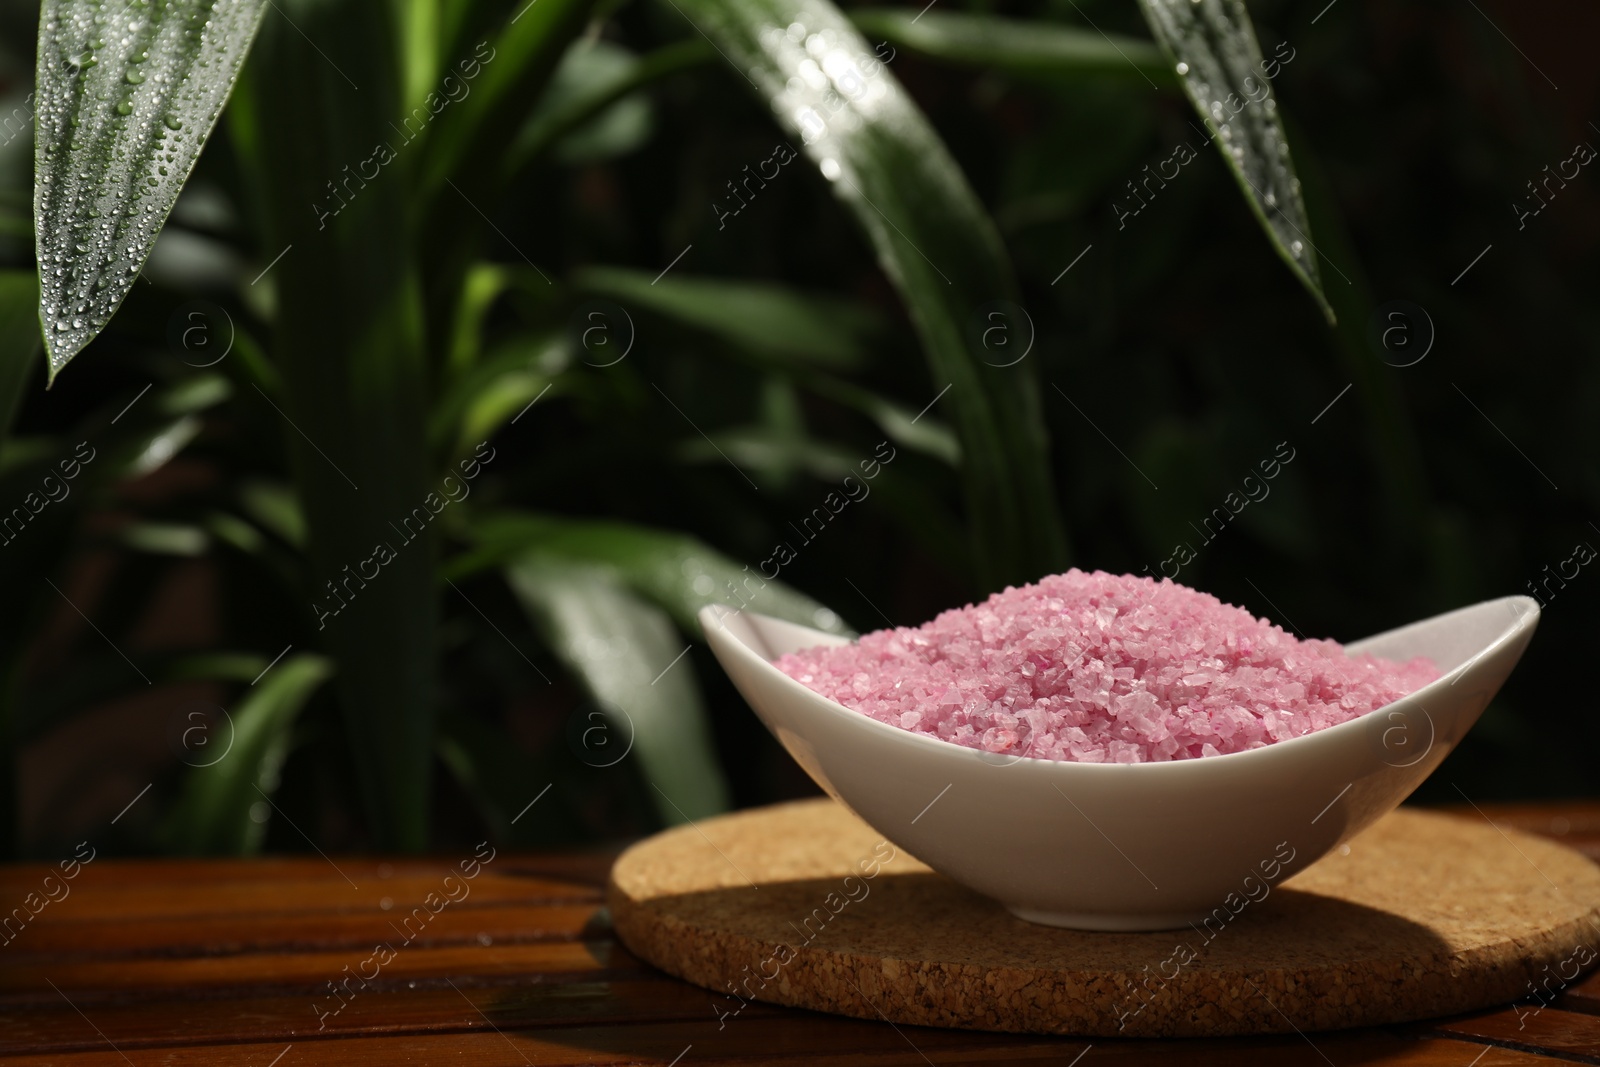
[775,569,1439,764]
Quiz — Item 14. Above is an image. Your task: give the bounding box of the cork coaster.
[607,798,1600,1037]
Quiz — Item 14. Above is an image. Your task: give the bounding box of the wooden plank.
[1427,1005,1600,1063]
[0,902,601,961]
[0,940,650,998]
[0,812,1593,1062]
[0,852,614,890]
[0,856,438,892]
[0,1019,1552,1066]
[1564,967,1600,1015]
[0,869,596,929]
[0,940,1581,1060]
[0,976,786,1053]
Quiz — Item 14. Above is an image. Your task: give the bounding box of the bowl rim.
[699,594,1539,777]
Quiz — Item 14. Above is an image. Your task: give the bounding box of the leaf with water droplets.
[661,0,1069,591]
[33,0,267,377]
[1136,0,1334,323]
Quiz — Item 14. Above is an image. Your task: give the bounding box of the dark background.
[0,0,1594,857]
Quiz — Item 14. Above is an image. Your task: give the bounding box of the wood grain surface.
[0,803,1596,1064]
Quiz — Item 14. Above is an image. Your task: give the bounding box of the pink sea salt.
[775,569,1440,764]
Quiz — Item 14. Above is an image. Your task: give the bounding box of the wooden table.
[1,803,1597,1065]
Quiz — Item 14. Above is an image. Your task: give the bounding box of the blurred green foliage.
[0,0,1592,860]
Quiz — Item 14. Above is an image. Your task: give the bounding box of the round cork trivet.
[607,798,1600,1037]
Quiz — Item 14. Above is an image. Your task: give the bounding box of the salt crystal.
[774,569,1439,764]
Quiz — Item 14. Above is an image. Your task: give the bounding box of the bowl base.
[1006,905,1206,932]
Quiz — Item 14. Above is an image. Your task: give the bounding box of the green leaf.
[1135,0,1333,322]
[503,559,730,823]
[416,0,594,198]
[413,0,592,408]
[32,0,267,376]
[446,262,514,378]
[19,373,231,491]
[849,9,1175,88]
[663,0,1068,591]
[0,270,40,435]
[51,373,230,485]
[451,510,850,636]
[236,479,305,549]
[573,265,881,372]
[397,0,444,110]
[675,425,863,487]
[805,375,960,466]
[529,40,654,165]
[429,335,561,457]
[164,653,332,854]
[233,0,439,852]
[507,37,711,175]
[120,520,208,556]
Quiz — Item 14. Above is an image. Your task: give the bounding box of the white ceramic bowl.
[699,595,1538,930]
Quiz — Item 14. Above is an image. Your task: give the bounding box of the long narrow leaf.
[1135,0,1332,321]
[232,0,438,851]
[849,9,1175,88]
[33,0,266,376]
[397,0,444,110]
[506,38,711,177]
[664,0,1068,591]
[452,511,850,635]
[164,653,332,854]
[414,0,592,392]
[417,0,593,199]
[573,265,881,372]
[803,375,960,465]
[504,559,730,823]
[430,336,561,456]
